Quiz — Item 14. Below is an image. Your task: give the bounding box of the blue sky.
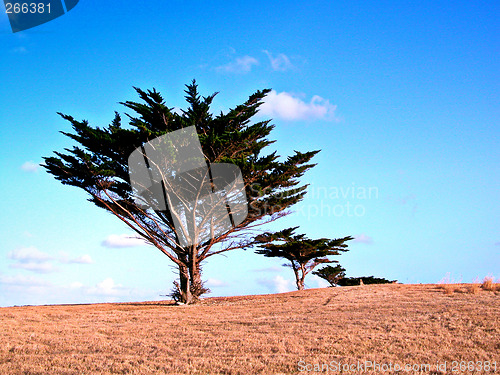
[0,0,498,306]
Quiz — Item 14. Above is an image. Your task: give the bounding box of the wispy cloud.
[206,278,229,287]
[7,247,93,274]
[0,275,139,306]
[273,275,293,293]
[59,252,94,264]
[8,247,57,273]
[252,266,282,273]
[259,90,337,121]
[69,281,84,289]
[8,246,52,262]
[258,275,293,293]
[20,161,40,173]
[69,254,93,264]
[101,234,147,248]
[353,234,374,244]
[0,274,51,287]
[10,262,57,273]
[87,278,127,296]
[311,275,330,288]
[216,55,259,74]
[263,50,293,71]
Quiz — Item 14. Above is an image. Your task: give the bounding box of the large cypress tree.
[43,81,319,304]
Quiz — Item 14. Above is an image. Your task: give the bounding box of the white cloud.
[263,50,293,71]
[0,276,142,307]
[69,282,84,289]
[273,275,293,293]
[8,247,57,273]
[353,234,374,244]
[216,55,259,74]
[101,234,147,248]
[58,251,94,264]
[8,246,52,262]
[206,278,228,287]
[20,161,39,172]
[69,254,93,264]
[311,275,330,288]
[87,278,127,296]
[259,90,337,121]
[10,261,57,273]
[0,274,50,287]
[258,275,293,293]
[252,266,282,273]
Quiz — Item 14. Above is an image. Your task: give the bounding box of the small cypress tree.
[255,227,352,290]
[337,276,397,286]
[312,264,346,287]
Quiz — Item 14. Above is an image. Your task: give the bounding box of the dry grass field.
[0,283,498,374]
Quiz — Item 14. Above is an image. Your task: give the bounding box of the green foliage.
[337,276,397,286]
[43,81,319,242]
[42,80,320,303]
[256,227,352,264]
[312,264,346,287]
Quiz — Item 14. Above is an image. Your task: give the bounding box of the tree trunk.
[175,248,204,304]
[296,265,306,290]
[296,277,305,290]
[292,263,304,291]
[189,259,203,299]
[178,263,193,304]
[188,245,204,300]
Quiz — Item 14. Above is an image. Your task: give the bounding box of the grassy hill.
[0,284,498,374]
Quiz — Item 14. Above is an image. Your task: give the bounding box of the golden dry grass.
[438,276,499,296]
[481,277,498,292]
[0,284,499,374]
[467,282,481,295]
